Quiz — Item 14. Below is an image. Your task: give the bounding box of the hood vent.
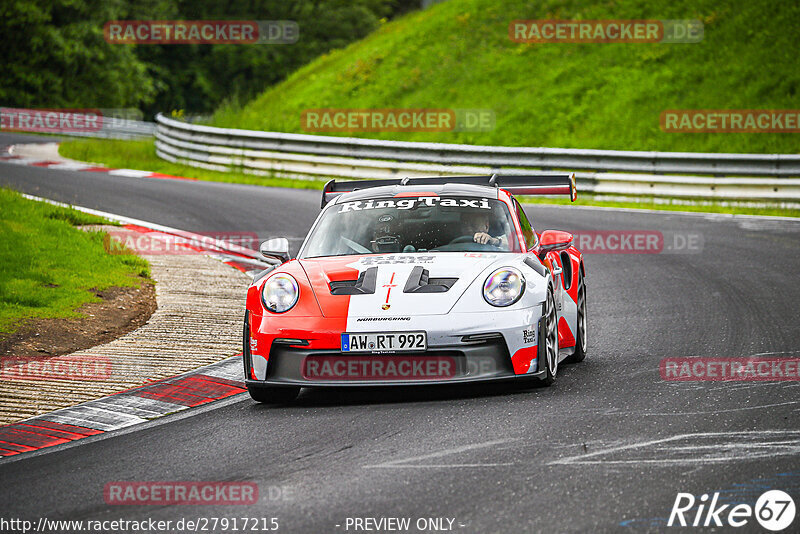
[329,267,377,295]
[404,266,458,293]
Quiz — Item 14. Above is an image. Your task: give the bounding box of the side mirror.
[259,238,291,264]
[537,230,574,260]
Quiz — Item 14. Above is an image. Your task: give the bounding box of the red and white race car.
[243,174,587,403]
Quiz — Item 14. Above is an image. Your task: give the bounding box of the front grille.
[265,338,513,381]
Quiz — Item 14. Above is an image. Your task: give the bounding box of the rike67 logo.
[669,490,795,531]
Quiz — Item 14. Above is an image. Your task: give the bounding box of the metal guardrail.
[65,119,155,139]
[155,113,800,201]
[0,107,155,139]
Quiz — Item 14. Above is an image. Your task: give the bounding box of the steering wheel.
[448,235,501,248]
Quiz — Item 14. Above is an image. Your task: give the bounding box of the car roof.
[333,183,503,204]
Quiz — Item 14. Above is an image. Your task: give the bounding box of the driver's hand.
[473,232,496,245]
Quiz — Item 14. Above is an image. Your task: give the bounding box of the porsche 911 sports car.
[243,174,587,403]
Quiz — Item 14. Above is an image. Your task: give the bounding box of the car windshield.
[300,195,521,258]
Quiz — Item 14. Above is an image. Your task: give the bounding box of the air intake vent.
[329,267,377,295]
[404,266,458,293]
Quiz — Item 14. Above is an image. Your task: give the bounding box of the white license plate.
[341,332,427,353]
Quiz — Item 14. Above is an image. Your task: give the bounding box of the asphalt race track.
[2,133,799,533]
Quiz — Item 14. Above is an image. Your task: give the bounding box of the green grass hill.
[212,0,799,154]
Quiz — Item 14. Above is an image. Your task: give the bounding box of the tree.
[0,0,156,109]
[0,0,416,115]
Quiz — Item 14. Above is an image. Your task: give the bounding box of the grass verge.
[521,195,800,218]
[0,188,151,335]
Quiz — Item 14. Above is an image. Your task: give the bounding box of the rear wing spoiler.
[320,173,577,208]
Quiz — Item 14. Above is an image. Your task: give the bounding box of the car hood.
[299,253,504,317]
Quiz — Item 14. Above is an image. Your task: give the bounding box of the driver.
[461,210,507,248]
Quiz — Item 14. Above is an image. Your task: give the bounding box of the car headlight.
[483,267,525,307]
[262,274,299,313]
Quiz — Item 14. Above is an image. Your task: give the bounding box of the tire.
[247,385,300,404]
[537,287,559,386]
[565,269,587,363]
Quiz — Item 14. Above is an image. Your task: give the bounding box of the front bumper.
[247,336,547,387]
[246,312,547,388]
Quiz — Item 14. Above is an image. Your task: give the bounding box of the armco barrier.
[154,113,800,201]
[0,108,155,139]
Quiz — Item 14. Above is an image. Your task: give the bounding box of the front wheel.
[537,287,559,386]
[247,385,300,404]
